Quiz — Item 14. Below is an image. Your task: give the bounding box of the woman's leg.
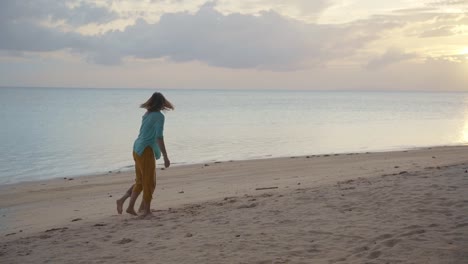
[140,148,156,216]
[116,185,134,214]
[126,151,143,216]
[138,172,156,213]
[138,200,146,213]
[126,189,141,216]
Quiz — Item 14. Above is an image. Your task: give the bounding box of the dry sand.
[1,146,467,263]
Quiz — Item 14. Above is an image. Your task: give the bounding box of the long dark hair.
[140,92,174,112]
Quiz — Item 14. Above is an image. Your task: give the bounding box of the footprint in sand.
[367,250,382,259]
[223,197,237,203]
[374,233,393,241]
[39,234,52,239]
[278,219,294,225]
[255,260,274,264]
[399,229,426,237]
[404,224,422,229]
[306,247,320,253]
[100,256,116,260]
[44,227,68,233]
[237,203,258,209]
[382,238,401,247]
[353,245,370,254]
[114,238,133,244]
[333,257,347,262]
[455,222,468,228]
[17,249,32,256]
[101,235,113,242]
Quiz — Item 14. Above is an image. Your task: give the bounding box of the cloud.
[3,0,465,71]
[0,0,116,52]
[407,12,468,38]
[366,48,417,70]
[0,0,117,26]
[90,5,311,68]
[91,5,316,68]
[213,0,333,19]
[427,0,468,7]
[0,1,402,70]
[392,7,438,13]
[374,8,468,39]
[237,0,333,17]
[419,25,455,37]
[94,3,404,69]
[430,54,468,63]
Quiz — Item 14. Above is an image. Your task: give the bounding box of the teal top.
[133,111,165,159]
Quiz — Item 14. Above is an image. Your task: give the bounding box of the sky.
[0,0,467,91]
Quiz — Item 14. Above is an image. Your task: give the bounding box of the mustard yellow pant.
[132,147,156,203]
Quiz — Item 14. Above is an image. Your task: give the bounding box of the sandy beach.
[1,146,467,263]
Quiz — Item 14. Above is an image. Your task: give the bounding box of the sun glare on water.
[461,47,468,56]
[463,125,468,143]
[463,107,468,143]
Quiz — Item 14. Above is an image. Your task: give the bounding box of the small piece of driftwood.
[255,187,279,191]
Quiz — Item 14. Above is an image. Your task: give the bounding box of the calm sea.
[1,87,468,184]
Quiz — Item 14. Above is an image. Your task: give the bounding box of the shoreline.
[2,145,468,230]
[2,143,467,187]
[1,145,467,263]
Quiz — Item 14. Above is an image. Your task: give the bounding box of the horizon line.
[1,85,467,93]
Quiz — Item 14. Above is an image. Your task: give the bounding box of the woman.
[116,92,174,217]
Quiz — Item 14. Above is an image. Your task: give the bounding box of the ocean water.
[1,87,468,184]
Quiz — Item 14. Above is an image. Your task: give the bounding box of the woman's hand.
[164,156,170,168]
[157,138,170,168]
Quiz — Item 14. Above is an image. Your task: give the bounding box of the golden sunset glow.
[460,47,468,55]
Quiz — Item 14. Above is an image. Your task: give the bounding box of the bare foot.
[126,208,138,216]
[138,201,145,213]
[116,199,124,214]
[137,212,154,220]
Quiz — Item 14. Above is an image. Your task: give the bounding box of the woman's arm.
[157,137,170,168]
